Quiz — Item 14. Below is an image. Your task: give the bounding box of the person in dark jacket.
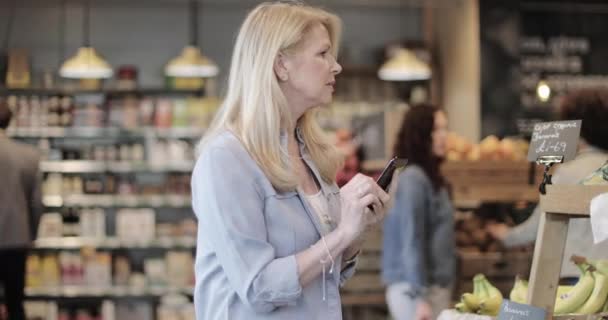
[0,99,43,320]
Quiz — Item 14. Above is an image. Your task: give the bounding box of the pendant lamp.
[59,0,112,79]
[165,0,218,78]
[378,48,431,82]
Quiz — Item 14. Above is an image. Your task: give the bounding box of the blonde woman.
[191,2,391,319]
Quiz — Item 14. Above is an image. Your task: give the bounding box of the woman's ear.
[274,53,289,82]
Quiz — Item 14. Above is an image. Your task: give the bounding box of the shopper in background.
[382,104,455,320]
[488,88,608,277]
[0,99,43,320]
[190,2,392,319]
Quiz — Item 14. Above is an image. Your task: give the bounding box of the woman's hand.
[338,173,389,243]
[415,301,433,320]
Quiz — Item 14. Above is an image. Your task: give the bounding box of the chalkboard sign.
[527,120,582,162]
[497,300,546,320]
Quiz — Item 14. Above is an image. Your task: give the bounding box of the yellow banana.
[455,302,471,313]
[462,293,481,311]
[575,270,608,314]
[575,260,608,314]
[473,274,489,300]
[477,275,504,316]
[509,276,528,304]
[554,268,595,315]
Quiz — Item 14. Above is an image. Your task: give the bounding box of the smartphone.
[368,157,407,211]
[376,157,408,191]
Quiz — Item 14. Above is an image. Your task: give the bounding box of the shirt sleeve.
[394,171,430,295]
[503,204,541,247]
[191,146,302,313]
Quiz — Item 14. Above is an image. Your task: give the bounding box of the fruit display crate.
[442,161,544,206]
[528,185,608,319]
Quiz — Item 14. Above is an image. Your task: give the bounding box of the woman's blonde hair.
[199,1,344,192]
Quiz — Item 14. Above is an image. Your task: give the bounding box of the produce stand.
[527,185,608,319]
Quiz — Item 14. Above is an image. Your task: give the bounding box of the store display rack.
[527,185,608,319]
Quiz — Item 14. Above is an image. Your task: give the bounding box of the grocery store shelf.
[40,161,194,173]
[25,285,194,299]
[8,127,205,139]
[43,194,191,208]
[34,236,196,250]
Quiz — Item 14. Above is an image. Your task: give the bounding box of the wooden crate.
[443,161,543,186]
[443,161,544,205]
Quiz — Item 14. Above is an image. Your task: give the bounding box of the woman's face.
[431,111,448,158]
[278,23,342,118]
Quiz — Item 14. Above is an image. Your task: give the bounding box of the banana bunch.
[571,258,608,315]
[554,257,597,315]
[510,256,608,316]
[455,274,503,316]
[508,275,573,305]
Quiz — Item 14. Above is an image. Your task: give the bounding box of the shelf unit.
[527,185,608,319]
[6,88,201,313]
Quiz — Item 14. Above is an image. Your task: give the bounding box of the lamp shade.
[59,47,113,79]
[378,48,431,81]
[165,46,218,78]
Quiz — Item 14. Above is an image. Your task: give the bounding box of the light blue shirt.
[191,130,356,320]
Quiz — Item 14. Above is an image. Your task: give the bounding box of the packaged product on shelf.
[59,251,83,286]
[139,98,155,126]
[122,97,140,129]
[116,209,155,245]
[79,208,106,238]
[113,255,131,286]
[43,173,62,196]
[24,301,58,320]
[37,212,63,238]
[115,301,153,320]
[144,258,167,287]
[83,250,112,288]
[172,99,189,127]
[155,99,173,128]
[157,294,195,320]
[26,254,42,288]
[41,254,61,287]
[166,251,193,288]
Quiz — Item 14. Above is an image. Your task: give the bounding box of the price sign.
[497,300,546,320]
[527,120,582,162]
